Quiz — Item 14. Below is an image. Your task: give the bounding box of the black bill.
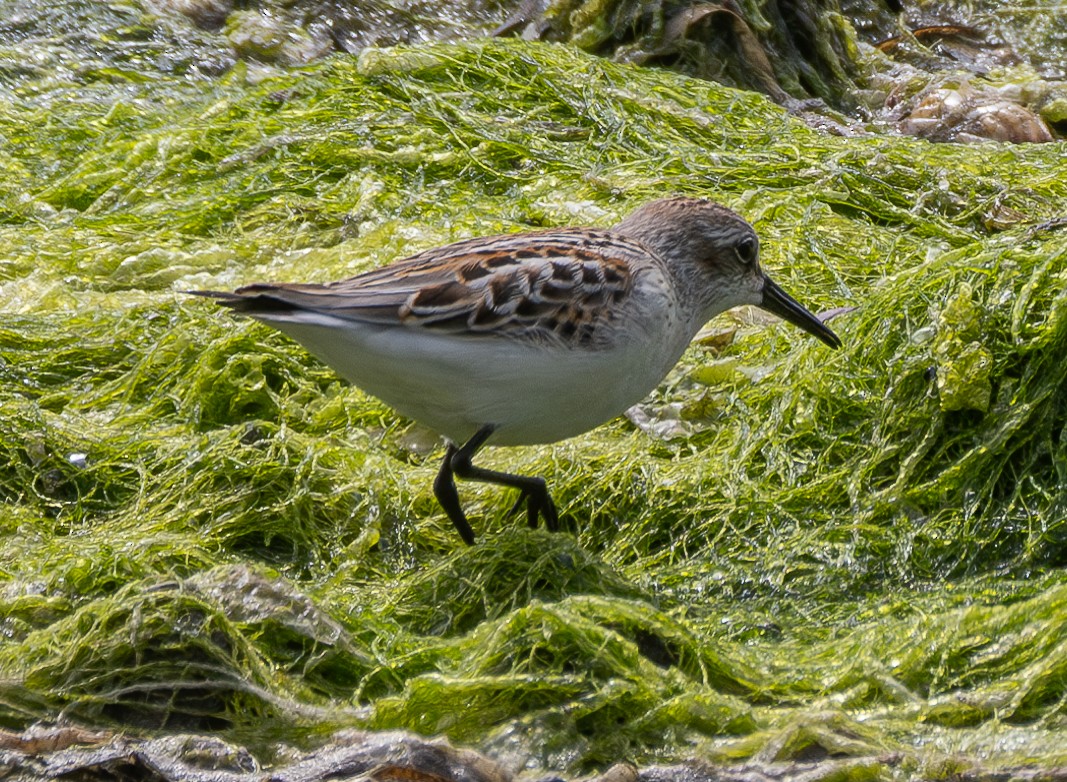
[760,276,842,349]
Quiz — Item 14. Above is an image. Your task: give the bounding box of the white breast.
[254,283,694,446]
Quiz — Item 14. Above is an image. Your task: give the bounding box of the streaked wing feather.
[219,229,639,346]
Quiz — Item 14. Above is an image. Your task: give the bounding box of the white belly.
[258,314,689,446]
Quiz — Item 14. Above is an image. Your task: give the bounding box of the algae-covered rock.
[933,283,993,413]
[3,4,1067,778]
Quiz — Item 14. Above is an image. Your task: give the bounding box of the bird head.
[615,198,841,349]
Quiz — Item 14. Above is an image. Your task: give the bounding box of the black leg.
[449,425,559,533]
[433,443,476,546]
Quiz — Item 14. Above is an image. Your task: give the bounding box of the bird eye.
[734,236,758,265]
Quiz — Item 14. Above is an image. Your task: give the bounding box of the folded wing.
[197,229,639,348]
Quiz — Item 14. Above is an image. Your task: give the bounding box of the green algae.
[2,20,1067,780]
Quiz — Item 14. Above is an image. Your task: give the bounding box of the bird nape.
[194,197,841,545]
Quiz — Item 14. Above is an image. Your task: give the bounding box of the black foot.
[432,425,560,545]
[505,481,559,531]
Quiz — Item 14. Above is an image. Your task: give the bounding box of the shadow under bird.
[194,197,841,545]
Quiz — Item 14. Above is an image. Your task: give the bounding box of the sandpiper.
[194,197,841,545]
